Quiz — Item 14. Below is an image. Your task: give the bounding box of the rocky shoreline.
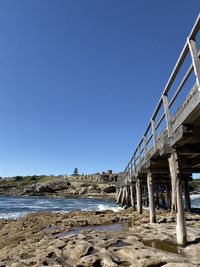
[0,208,200,267]
[0,174,117,200]
[0,174,200,266]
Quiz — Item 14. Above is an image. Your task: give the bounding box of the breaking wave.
[0,194,199,220]
[0,195,119,219]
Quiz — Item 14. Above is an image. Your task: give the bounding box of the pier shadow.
[187,237,200,245]
[142,239,181,254]
[190,208,200,214]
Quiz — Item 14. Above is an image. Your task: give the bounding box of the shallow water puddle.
[143,239,181,254]
[42,226,59,233]
[110,240,128,247]
[56,223,124,237]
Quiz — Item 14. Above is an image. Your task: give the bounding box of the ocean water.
[0,195,121,219]
[189,194,200,208]
[0,194,199,220]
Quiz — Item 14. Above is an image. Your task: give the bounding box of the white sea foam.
[190,194,200,199]
[0,212,28,220]
[52,210,69,214]
[97,204,123,212]
[190,194,200,208]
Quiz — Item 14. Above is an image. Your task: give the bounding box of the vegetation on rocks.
[189,179,200,192]
[0,173,118,198]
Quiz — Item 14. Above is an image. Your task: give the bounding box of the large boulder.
[103,186,116,193]
[36,184,55,193]
[23,179,71,194]
[87,185,101,193]
[48,180,70,191]
[23,185,37,194]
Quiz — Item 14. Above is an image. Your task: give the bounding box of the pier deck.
[116,15,200,245]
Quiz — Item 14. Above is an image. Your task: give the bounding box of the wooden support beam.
[184,179,191,212]
[159,143,173,156]
[130,183,136,210]
[125,186,129,206]
[147,170,156,223]
[121,187,126,207]
[143,185,148,206]
[177,144,200,155]
[136,178,142,214]
[168,152,187,245]
[155,186,160,210]
[166,183,171,209]
[117,187,122,204]
[126,185,131,207]
[116,188,119,201]
[177,176,187,245]
[187,38,200,89]
[168,153,178,213]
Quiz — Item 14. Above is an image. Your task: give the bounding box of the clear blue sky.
[0,1,199,177]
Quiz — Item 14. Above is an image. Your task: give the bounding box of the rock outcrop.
[0,173,118,198]
[21,174,117,198]
[0,210,200,266]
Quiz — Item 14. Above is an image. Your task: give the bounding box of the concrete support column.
[136,178,142,214]
[168,152,187,245]
[147,169,156,223]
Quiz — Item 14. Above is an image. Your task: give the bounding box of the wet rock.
[0,210,200,266]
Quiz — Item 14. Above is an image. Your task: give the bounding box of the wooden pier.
[116,15,200,245]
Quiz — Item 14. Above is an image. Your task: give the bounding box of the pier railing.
[120,15,200,186]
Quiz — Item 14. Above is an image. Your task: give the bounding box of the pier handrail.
[122,14,200,184]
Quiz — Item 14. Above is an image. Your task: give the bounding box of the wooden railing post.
[151,118,157,151]
[134,155,137,174]
[144,135,147,159]
[187,38,200,89]
[126,167,128,184]
[129,164,132,182]
[162,94,173,138]
[138,146,141,169]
